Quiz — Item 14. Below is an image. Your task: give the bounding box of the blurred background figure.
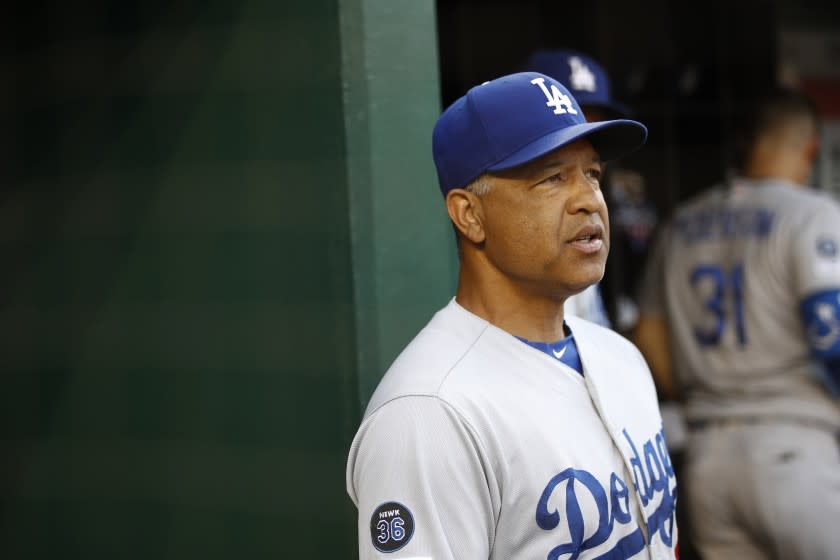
[522,49,659,333]
[634,87,840,559]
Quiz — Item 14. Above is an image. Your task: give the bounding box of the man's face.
[477,138,609,299]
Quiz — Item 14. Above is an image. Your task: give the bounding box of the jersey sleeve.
[790,200,840,298]
[346,396,498,560]
[790,200,840,396]
[799,289,840,396]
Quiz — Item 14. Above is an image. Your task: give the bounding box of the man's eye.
[543,173,564,184]
[586,168,602,181]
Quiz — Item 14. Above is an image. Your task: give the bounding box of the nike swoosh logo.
[552,345,567,359]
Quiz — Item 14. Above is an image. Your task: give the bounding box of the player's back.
[659,177,840,426]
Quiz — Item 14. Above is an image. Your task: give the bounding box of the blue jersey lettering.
[536,428,676,559]
[674,207,775,244]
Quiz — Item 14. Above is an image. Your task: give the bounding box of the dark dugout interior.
[436,0,788,214]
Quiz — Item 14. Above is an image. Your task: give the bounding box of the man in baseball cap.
[433,71,646,309]
[347,72,677,559]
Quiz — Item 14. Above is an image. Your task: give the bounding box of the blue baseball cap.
[432,72,647,195]
[522,49,630,118]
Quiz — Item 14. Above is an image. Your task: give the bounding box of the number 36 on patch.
[370,501,415,553]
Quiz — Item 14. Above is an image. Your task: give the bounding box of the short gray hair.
[464,174,492,196]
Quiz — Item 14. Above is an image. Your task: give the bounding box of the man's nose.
[567,172,603,214]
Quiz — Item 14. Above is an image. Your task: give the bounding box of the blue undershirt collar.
[517,325,584,375]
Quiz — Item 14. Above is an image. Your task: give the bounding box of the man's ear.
[445,188,486,244]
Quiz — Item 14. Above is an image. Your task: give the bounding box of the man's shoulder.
[363,299,494,416]
[566,315,638,354]
[568,315,652,371]
[755,182,840,236]
[565,315,659,414]
[566,315,650,380]
[762,179,838,205]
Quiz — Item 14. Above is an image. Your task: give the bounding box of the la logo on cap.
[531,77,578,116]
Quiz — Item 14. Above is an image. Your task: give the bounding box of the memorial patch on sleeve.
[370,501,415,553]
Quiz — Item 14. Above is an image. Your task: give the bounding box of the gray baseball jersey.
[639,177,840,428]
[346,299,677,559]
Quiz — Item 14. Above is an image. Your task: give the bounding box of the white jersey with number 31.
[640,178,840,427]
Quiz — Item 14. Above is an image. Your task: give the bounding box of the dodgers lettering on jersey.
[536,427,676,560]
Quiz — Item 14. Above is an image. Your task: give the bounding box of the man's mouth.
[569,225,604,253]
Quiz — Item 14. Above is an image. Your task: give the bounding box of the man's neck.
[454,265,571,343]
[744,161,805,185]
[744,143,812,186]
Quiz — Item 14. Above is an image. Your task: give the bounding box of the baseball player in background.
[634,87,840,559]
[346,72,678,559]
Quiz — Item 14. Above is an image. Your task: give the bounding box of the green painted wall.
[0,1,451,557]
[340,0,457,408]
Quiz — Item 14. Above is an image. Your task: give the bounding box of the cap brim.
[487,119,647,172]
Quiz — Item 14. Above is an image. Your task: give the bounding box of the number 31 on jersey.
[691,263,747,347]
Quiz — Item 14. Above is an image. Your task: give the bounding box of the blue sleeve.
[799,289,840,396]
